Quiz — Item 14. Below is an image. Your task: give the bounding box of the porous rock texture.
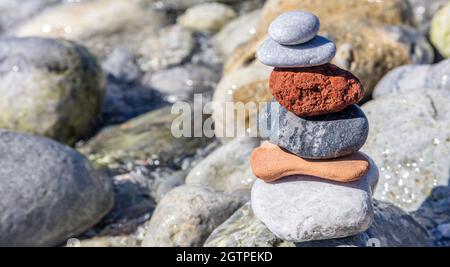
[269,64,364,116]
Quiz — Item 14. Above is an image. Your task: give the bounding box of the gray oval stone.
[0,37,104,145]
[259,100,369,159]
[268,11,320,45]
[0,130,113,246]
[251,155,379,242]
[257,35,336,67]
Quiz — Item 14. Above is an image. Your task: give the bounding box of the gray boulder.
[0,130,113,246]
[0,37,104,144]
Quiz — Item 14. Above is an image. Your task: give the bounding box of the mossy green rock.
[0,37,104,144]
[79,106,212,170]
[431,2,450,58]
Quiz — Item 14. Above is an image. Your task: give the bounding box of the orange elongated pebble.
[250,141,369,182]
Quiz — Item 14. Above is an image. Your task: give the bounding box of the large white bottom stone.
[251,155,379,242]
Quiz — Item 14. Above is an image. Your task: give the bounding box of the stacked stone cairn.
[251,11,380,242]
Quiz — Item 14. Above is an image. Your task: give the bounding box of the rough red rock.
[250,141,369,183]
[269,64,364,116]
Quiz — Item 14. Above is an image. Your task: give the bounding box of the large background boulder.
[0,130,113,246]
[0,37,104,144]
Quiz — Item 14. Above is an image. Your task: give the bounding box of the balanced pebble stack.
[251,11,380,242]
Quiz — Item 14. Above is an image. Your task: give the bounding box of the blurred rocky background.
[0,0,449,247]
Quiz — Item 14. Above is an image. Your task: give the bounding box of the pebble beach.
[0,0,450,247]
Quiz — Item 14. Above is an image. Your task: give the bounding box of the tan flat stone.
[250,141,369,182]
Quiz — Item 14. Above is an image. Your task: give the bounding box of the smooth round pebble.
[257,36,336,68]
[251,155,379,242]
[268,10,320,45]
[259,101,369,159]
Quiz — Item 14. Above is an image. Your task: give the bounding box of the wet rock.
[0,130,113,246]
[178,2,237,32]
[138,25,195,72]
[79,106,212,172]
[141,185,248,247]
[362,90,450,211]
[0,37,104,144]
[186,137,260,192]
[143,63,220,103]
[15,0,169,58]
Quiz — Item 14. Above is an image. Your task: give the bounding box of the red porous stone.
[269,64,364,116]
